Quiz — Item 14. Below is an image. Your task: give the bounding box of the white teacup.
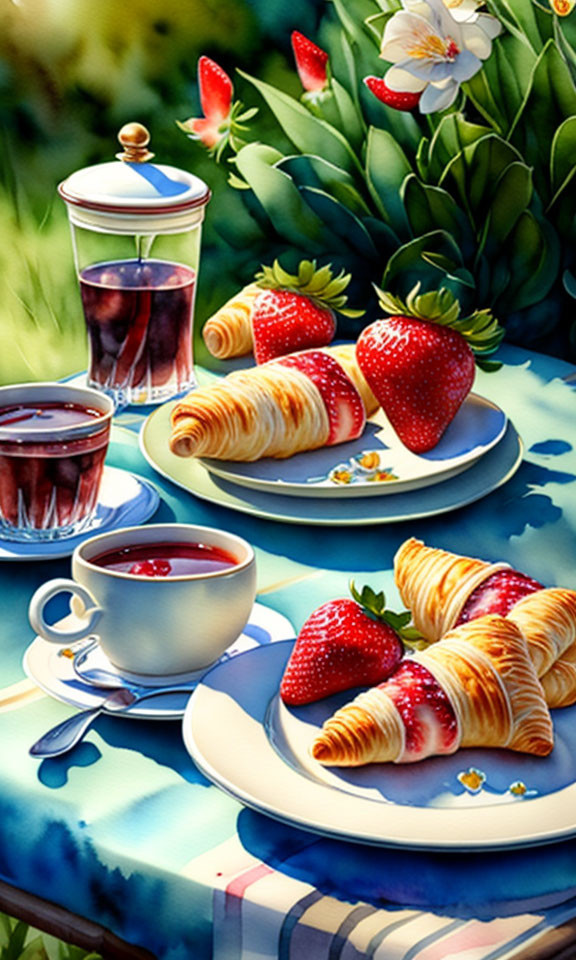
[28,523,257,676]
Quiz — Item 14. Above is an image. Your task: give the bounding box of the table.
[1,343,575,960]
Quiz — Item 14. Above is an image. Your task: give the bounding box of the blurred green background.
[0,0,322,385]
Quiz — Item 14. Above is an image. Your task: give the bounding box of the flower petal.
[419,77,460,112]
[476,13,503,39]
[397,57,455,82]
[459,22,494,58]
[452,48,483,81]
[385,65,429,92]
[380,11,438,62]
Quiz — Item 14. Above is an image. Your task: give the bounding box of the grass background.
[0,0,322,385]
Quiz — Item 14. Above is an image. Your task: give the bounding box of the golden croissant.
[311,615,554,766]
[169,345,378,462]
[393,538,576,706]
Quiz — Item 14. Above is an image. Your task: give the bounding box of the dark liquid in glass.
[92,541,239,577]
[0,402,109,535]
[79,259,196,401]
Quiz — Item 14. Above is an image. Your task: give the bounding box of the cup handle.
[28,578,103,644]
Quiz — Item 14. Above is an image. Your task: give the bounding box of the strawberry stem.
[349,580,422,644]
[374,282,504,361]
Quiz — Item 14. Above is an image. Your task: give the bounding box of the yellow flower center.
[551,0,573,14]
[407,28,461,61]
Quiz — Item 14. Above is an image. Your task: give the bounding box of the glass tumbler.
[0,382,113,541]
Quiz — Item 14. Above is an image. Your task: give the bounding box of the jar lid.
[58,123,211,234]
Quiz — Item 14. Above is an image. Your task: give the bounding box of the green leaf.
[563,269,576,299]
[477,161,533,262]
[440,134,523,228]
[487,0,552,52]
[382,230,471,299]
[496,211,560,311]
[234,143,332,252]
[331,77,367,150]
[548,116,576,240]
[403,175,472,252]
[365,126,412,239]
[426,113,491,184]
[510,40,576,201]
[464,34,536,137]
[300,187,379,260]
[277,155,372,217]
[237,69,363,178]
[553,16,576,85]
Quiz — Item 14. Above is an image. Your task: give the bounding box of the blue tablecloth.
[1,343,576,959]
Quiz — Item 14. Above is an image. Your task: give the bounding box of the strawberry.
[379,660,459,760]
[364,76,422,112]
[291,31,329,93]
[252,291,335,365]
[280,583,408,706]
[456,569,543,626]
[355,286,504,453]
[251,259,362,364]
[278,349,365,445]
[356,314,474,452]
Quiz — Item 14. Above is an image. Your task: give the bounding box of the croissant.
[202,283,260,359]
[311,615,554,766]
[169,346,377,461]
[540,642,576,709]
[393,537,509,642]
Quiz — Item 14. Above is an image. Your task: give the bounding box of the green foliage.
[0,910,101,960]
[190,0,576,357]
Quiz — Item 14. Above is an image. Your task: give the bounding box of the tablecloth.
[0,342,575,959]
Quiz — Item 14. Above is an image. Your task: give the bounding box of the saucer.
[23,601,295,720]
[0,467,160,561]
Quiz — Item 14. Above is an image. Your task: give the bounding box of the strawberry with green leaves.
[356,285,504,453]
[251,260,363,364]
[280,583,417,706]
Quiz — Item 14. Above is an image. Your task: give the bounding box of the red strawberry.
[364,76,422,112]
[356,315,475,453]
[252,291,336,365]
[278,349,365,445]
[380,660,458,760]
[280,583,407,706]
[456,569,543,626]
[250,259,362,364]
[182,56,233,148]
[291,31,329,93]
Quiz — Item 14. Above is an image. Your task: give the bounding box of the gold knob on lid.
[116,122,155,163]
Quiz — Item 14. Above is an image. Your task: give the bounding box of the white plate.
[184,641,576,851]
[198,394,507,498]
[140,413,523,526]
[0,467,160,561]
[23,603,295,720]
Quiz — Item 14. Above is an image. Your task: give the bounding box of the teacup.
[0,382,113,542]
[28,523,257,676]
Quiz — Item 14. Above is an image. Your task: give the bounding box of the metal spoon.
[72,644,199,691]
[29,684,194,759]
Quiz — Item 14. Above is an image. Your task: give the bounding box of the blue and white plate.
[141,405,522,526]
[23,603,295,720]
[184,640,576,851]
[0,467,160,561]
[199,394,507,498]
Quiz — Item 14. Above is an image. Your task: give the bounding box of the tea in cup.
[28,523,257,676]
[0,382,113,542]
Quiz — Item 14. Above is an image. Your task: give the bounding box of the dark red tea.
[92,541,239,577]
[79,259,196,397]
[0,401,110,535]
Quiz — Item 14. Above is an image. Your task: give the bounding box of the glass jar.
[59,123,211,407]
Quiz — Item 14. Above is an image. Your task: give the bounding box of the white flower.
[380,0,502,114]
